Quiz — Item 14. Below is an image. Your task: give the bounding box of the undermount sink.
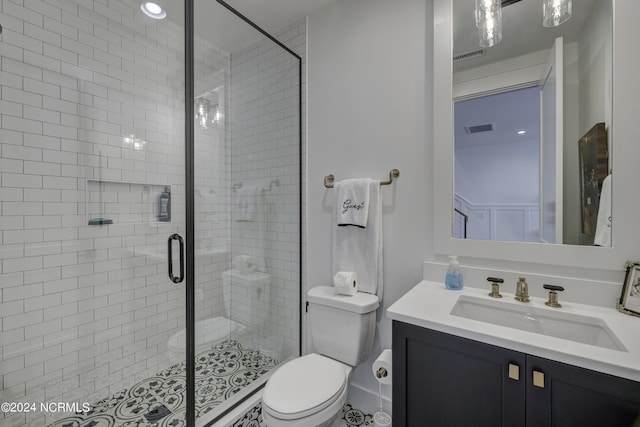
[450,295,627,352]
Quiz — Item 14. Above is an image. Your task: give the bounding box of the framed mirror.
[453,0,611,246]
[433,0,640,270]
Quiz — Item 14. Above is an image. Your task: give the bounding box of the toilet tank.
[307,286,379,366]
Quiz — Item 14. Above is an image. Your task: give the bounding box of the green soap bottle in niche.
[159,187,171,222]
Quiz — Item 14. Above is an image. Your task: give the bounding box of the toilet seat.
[262,353,348,420]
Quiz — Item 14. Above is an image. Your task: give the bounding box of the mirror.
[433,0,640,271]
[451,0,612,246]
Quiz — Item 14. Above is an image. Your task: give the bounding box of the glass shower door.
[191,0,301,424]
[0,0,190,425]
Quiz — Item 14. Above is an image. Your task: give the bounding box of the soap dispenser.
[158,186,171,222]
[445,256,464,290]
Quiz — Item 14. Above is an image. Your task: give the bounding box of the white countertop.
[387,280,640,382]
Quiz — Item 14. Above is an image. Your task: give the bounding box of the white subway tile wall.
[227,21,303,361]
[271,19,307,358]
[1,0,302,425]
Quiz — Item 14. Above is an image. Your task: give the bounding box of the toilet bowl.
[262,286,379,427]
[261,353,352,427]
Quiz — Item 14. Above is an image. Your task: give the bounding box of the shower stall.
[0,0,301,425]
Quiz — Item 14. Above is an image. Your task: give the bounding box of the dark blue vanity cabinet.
[526,354,640,427]
[392,321,525,426]
[392,321,640,427]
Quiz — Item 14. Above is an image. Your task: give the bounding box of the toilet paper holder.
[372,348,392,385]
[372,349,393,427]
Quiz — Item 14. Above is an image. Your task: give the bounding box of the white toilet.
[262,286,379,427]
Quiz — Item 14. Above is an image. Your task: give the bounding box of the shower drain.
[145,404,171,423]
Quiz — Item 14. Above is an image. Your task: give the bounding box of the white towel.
[335,178,371,228]
[332,180,383,299]
[594,174,612,247]
[233,185,259,221]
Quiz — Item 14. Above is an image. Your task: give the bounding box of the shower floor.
[49,340,278,427]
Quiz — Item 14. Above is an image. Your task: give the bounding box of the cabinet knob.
[533,370,545,388]
[508,363,520,381]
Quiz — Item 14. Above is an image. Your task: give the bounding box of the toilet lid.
[263,353,347,420]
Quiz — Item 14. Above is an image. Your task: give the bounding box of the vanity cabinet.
[393,321,640,427]
[526,353,640,427]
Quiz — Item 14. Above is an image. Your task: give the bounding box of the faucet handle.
[487,277,503,298]
[543,284,564,308]
[515,277,530,302]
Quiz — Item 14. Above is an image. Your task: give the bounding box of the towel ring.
[324,169,399,188]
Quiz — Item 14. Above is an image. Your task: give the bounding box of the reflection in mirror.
[454,87,540,242]
[452,0,612,246]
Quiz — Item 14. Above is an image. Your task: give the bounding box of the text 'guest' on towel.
[335,178,372,228]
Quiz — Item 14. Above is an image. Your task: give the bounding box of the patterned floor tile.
[49,341,278,427]
[341,404,374,426]
[50,340,373,427]
[231,403,373,427]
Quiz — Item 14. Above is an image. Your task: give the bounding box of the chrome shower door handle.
[168,233,184,283]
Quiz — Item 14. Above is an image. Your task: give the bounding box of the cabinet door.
[393,321,526,427]
[526,355,640,427]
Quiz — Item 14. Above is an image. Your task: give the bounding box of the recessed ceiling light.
[517,130,526,135]
[141,2,166,19]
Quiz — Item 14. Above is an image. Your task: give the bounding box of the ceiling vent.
[465,123,495,134]
[453,49,485,62]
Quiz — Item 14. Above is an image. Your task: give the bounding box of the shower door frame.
[183,1,303,424]
[185,0,196,424]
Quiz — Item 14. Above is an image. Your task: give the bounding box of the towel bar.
[324,169,399,188]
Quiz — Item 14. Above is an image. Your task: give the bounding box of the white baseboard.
[347,383,392,418]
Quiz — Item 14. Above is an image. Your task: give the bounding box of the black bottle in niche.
[158,187,171,222]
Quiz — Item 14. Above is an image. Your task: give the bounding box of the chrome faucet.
[514,277,530,302]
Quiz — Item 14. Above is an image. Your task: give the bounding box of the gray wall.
[307,0,432,408]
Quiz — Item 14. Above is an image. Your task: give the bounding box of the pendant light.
[476,0,502,47]
[543,0,572,27]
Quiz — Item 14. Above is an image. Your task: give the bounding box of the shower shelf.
[85,179,173,225]
[86,178,172,188]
